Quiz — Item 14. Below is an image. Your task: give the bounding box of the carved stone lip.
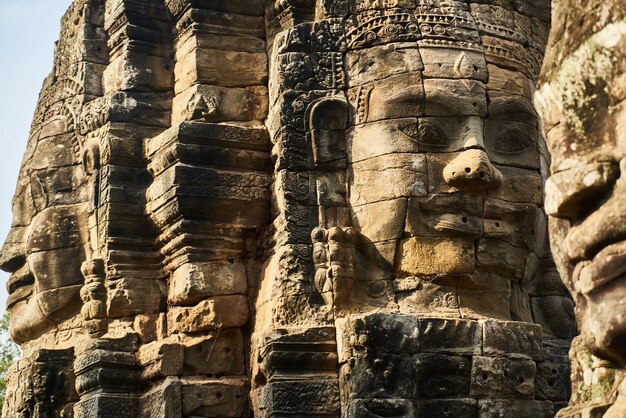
[6,266,34,295]
[432,214,482,237]
[575,240,626,295]
[6,284,33,310]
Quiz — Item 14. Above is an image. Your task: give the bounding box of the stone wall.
[0,0,576,417]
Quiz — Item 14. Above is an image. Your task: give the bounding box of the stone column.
[143,1,269,415]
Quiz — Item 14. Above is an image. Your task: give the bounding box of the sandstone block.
[457,278,512,321]
[423,79,487,117]
[484,119,540,170]
[487,92,538,125]
[169,261,248,306]
[477,399,553,418]
[172,84,268,124]
[415,354,472,398]
[181,378,248,417]
[347,42,424,86]
[107,278,163,317]
[350,154,427,205]
[181,329,245,376]
[425,153,460,194]
[346,9,421,50]
[137,342,184,381]
[275,18,346,54]
[531,296,577,339]
[138,378,182,418]
[260,379,340,416]
[416,399,478,418]
[340,353,416,399]
[350,73,425,123]
[351,198,407,243]
[419,47,488,81]
[535,361,570,402]
[103,51,173,93]
[419,318,482,356]
[471,356,536,399]
[482,319,544,360]
[396,280,460,318]
[346,398,416,417]
[488,165,543,204]
[396,237,475,276]
[175,32,265,57]
[405,194,484,238]
[476,238,526,280]
[167,295,249,333]
[348,118,419,163]
[417,115,485,153]
[483,199,538,250]
[336,314,420,362]
[175,47,267,93]
[175,7,264,37]
[486,64,534,99]
[74,393,136,418]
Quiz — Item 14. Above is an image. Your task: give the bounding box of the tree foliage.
[0,313,20,412]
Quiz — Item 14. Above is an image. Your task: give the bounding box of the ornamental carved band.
[0,0,577,417]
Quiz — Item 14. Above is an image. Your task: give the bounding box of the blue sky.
[0,0,73,310]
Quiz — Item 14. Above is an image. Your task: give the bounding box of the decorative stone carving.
[0,0,577,417]
[536,1,626,416]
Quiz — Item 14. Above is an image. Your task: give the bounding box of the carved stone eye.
[493,129,532,154]
[418,121,450,148]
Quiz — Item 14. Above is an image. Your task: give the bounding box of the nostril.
[465,167,471,173]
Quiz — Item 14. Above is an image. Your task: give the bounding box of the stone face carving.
[0,0,576,416]
[536,2,626,416]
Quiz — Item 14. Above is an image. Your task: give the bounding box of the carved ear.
[307,98,349,165]
[82,141,101,175]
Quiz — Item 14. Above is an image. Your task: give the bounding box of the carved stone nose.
[443,149,503,191]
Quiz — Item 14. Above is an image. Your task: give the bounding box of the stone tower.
[0,0,574,416]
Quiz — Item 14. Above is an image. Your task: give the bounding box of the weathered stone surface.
[347,398,416,417]
[0,1,573,417]
[535,0,626,415]
[419,318,482,356]
[471,356,537,399]
[167,296,249,333]
[137,342,184,381]
[180,378,248,417]
[396,237,475,276]
[417,399,478,418]
[347,42,424,86]
[477,399,553,418]
[415,354,472,398]
[181,329,246,376]
[260,379,340,416]
[168,261,248,306]
[483,320,544,360]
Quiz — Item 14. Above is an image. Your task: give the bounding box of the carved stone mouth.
[574,240,626,295]
[433,214,482,237]
[6,284,33,310]
[7,265,34,293]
